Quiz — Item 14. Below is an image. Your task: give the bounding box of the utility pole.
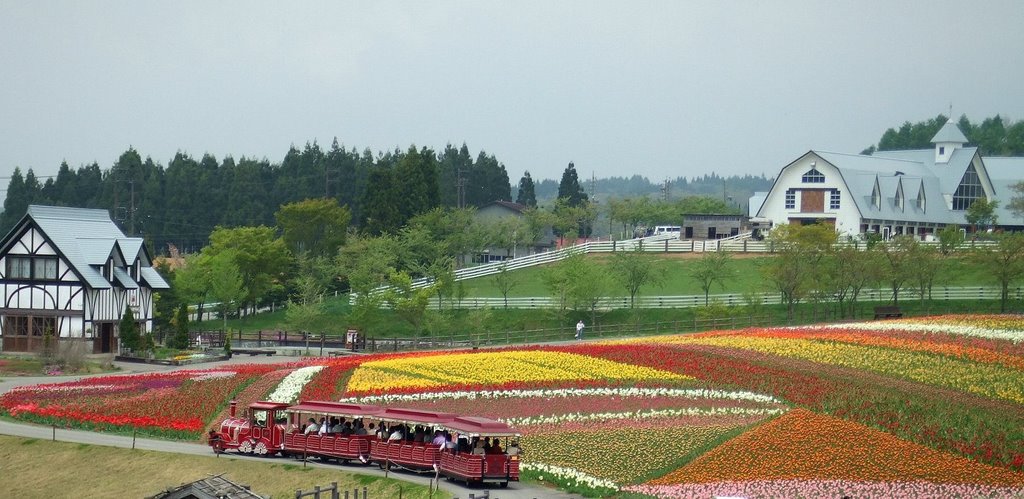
[662,178,671,201]
[456,167,467,208]
[129,179,135,235]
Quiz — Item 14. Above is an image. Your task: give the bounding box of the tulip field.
[3,314,1024,497]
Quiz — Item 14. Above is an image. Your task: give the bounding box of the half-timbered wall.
[0,227,87,340]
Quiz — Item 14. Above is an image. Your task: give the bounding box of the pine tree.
[557,162,588,207]
[119,306,140,353]
[516,171,537,207]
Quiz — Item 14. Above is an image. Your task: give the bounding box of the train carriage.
[282,401,383,462]
[369,407,456,472]
[438,416,521,486]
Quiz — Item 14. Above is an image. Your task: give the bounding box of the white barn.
[755,120,1024,239]
[0,205,169,353]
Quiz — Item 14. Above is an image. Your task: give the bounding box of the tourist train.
[207,400,521,486]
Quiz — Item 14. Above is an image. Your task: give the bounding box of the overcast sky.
[2,1,1023,193]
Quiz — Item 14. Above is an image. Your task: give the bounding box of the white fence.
[420,286,1020,310]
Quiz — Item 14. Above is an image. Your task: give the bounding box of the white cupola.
[931,118,968,164]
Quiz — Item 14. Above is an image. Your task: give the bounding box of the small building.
[472,201,555,262]
[148,475,265,499]
[0,205,169,353]
[682,214,748,240]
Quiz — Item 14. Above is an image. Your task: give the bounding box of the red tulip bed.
[2,314,1024,497]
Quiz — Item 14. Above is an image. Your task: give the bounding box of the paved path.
[0,355,581,499]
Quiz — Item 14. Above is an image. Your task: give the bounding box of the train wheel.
[238,439,254,454]
[500,481,509,488]
[254,440,268,456]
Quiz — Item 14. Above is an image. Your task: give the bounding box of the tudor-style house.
[754,120,1024,239]
[0,205,169,353]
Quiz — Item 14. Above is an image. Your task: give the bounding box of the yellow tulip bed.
[345,350,688,394]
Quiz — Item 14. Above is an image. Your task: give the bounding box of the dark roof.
[148,475,265,499]
[287,401,383,417]
[443,416,520,437]
[485,201,528,213]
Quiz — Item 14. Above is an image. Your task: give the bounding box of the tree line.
[862,114,1024,156]
[1,142,772,254]
[0,141,517,252]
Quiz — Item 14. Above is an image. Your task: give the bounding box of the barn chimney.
[229,400,237,418]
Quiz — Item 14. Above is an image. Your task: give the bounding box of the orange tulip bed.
[2,314,1023,497]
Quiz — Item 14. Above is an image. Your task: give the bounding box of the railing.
[407,286,1024,310]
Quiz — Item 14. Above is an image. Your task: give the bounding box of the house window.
[5,256,56,280]
[939,146,945,155]
[917,188,926,211]
[802,168,825,183]
[34,258,57,280]
[5,316,28,336]
[829,190,841,210]
[7,257,31,278]
[785,190,796,209]
[31,317,55,337]
[952,164,983,210]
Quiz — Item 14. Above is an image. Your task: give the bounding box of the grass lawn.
[212,253,1001,337]
[0,355,119,377]
[0,435,433,499]
[456,253,987,298]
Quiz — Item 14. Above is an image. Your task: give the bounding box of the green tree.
[206,226,291,313]
[938,225,965,254]
[763,223,836,320]
[877,236,918,305]
[965,198,999,233]
[969,233,1024,312]
[910,244,942,309]
[286,267,327,354]
[557,162,588,207]
[689,251,734,306]
[609,244,666,308]
[827,245,882,318]
[383,271,433,336]
[169,303,190,350]
[1008,181,1024,222]
[119,306,140,353]
[275,198,351,257]
[567,256,611,326]
[206,251,246,333]
[492,263,520,309]
[516,171,537,207]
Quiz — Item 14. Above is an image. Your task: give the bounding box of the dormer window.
[895,188,904,212]
[917,187,926,212]
[871,182,881,210]
[802,168,825,183]
[939,146,945,155]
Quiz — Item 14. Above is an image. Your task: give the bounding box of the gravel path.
[0,354,582,499]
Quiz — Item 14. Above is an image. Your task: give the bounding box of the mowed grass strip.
[0,435,432,499]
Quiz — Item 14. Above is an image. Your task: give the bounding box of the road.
[0,355,581,499]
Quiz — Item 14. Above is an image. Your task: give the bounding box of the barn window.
[829,190,841,210]
[785,190,796,209]
[802,168,825,183]
[952,164,983,210]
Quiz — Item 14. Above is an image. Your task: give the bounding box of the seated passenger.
[375,423,388,440]
[388,425,404,441]
[472,437,486,454]
[341,421,354,436]
[431,430,446,448]
[304,418,319,435]
[330,417,343,434]
[487,439,503,454]
[354,421,368,436]
[318,417,329,435]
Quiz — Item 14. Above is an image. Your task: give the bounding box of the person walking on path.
[575,320,585,340]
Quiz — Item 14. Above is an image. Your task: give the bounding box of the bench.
[873,306,903,320]
[232,348,276,356]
